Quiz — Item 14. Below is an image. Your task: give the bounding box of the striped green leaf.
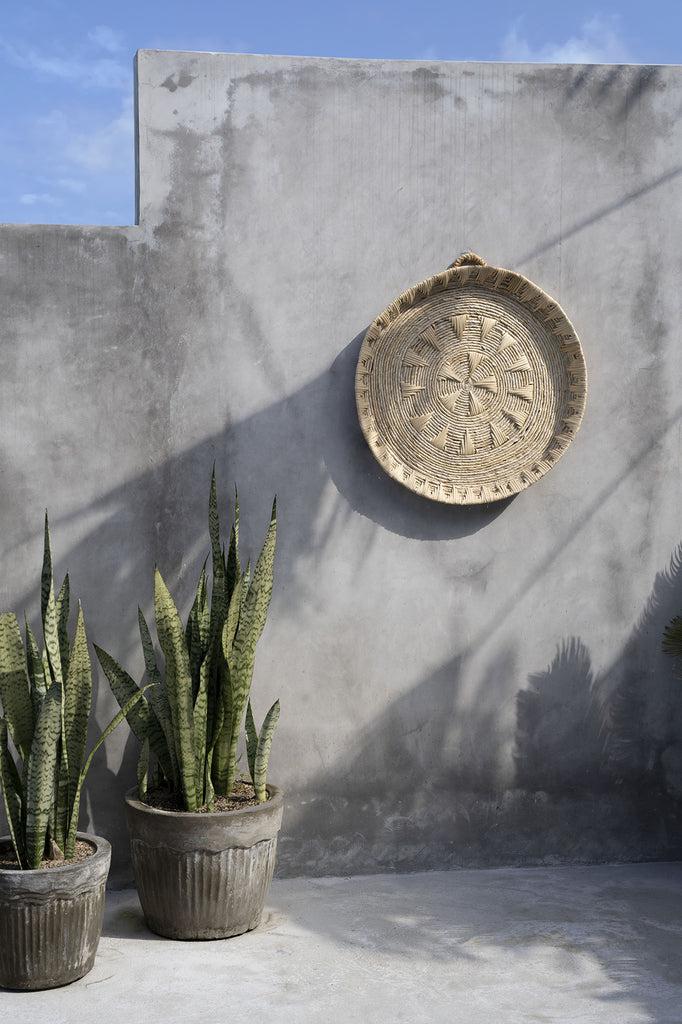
[208,466,222,582]
[25,617,47,717]
[137,737,150,800]
[149,681,177,788]
[139,607,178,787]
[210,657,232,795]
[93,643,173,784]
[253,699,280,802]
[223,503,275,797]
[40,512,52,624]
[193,657,209,803]
[228,501,276,723]
[48,576,69,849]
[154,569,197,810]
[0,612,34,760]
[25,683,61,868]
[245,700,258,787]
[226,489,241,597]
[63,606,92,818]
[138,607,161,686]
[43,577,64,690]
[186,563,208,696]
[223,574,244,656]
[94,644,149,742]
[0,717,25,867]
[65,686,151,859]
[55,574,70,680]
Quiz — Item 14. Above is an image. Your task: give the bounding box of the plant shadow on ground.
[274,545,682,1023]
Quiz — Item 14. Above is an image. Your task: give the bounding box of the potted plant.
[95,471,282,940]
[0,516,144,990]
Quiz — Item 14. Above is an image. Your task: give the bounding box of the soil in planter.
[0,839,94,870]
[143,778,268,813]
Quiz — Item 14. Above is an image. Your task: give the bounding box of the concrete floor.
[5,863,682,1024]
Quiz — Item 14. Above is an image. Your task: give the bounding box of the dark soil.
[143,778,266,813]
[0,839,94,870]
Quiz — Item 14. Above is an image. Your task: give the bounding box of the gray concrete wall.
[1,52,682,884]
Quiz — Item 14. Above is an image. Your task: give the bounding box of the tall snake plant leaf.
[137,737,150,800]
[203,477,232,798]
[25,683,61,868]
[154,569,197,811]
[0,717,25,867]
[204,694,224,809]
[65,686,151,859]
[229,500,276,722]
[93,644,150,742]
[44,575,70,850]
[226,488,241,598]
[186,563,208,695]
[25,617,47,717]
[138,607,161,686]
[93,643,173,784]
[212,575,244,793]
[40,512,52,624]
[63,606,92,815]
[0,612,34,760]
[221,502,276,795]
[55,574,70,681]
[208,466,222,582]
[193,657,209,803]
[245,700,258,785]
[253,698,280,802]
[663,616,682,660]
[42,576,64,689]
[139,608,178,788]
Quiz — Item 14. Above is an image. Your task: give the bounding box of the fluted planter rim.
[124,783,283,821]
[0,832,111,892]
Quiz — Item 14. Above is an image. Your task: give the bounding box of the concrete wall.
[1,52,682,884]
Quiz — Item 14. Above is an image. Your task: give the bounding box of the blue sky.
[1,1,680,226]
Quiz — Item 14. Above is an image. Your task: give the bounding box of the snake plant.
[0,515,144,869]
[95,471,279,811]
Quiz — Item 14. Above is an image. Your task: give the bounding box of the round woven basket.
[355,253,587,505]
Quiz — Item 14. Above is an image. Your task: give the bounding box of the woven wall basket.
[355,253,587,505]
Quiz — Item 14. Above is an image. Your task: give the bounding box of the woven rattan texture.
[356,258,587,505]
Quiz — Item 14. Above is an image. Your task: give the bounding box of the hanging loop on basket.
[448,252,487,269]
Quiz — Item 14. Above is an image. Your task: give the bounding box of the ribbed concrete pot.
[125,785,284,940]
[0,833,111,990]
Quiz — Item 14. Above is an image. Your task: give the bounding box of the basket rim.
[355,258,587,506]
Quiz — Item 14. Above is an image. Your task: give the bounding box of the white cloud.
[0,37,128,89]
[19,192,62,207]
[500,15,633,65]
[88,25,124,54]
[63,94,134,173]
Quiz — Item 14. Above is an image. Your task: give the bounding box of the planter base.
[132,836,278,940]
[126,785,283,941]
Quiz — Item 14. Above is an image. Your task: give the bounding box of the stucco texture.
[1,52,681,883]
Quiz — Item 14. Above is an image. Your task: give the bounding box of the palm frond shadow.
[515,545,682,859]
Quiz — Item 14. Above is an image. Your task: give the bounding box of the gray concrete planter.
[0,833,111,990]
[125,785,284,940]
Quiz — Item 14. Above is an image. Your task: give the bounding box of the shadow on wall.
[0,325,512,881]
[514,547,682,857]
[279,546,682,877]
[2,320,681,880]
